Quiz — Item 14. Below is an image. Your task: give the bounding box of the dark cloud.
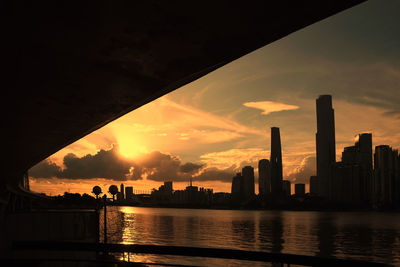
[29,147,234,183]
[180,162,204,173]
[61,146,134,180]
[139,151,185,182]
[286,156,316,184]
[194,166,236,183]
[31,145,135,181]
[29,159,61,178]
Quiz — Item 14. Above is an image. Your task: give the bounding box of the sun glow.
[116,134,148,159]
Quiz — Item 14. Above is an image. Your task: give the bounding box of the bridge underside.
[2,0,364,188]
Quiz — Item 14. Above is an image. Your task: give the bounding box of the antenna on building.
[190,177,192,187]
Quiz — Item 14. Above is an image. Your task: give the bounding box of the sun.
[116,134,148,159]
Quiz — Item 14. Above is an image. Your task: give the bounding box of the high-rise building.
[282,180,291,197]
[295,183,305,196]
[231,173,242,194]
[270,127,283,195]
[316,95,336,198]
[374,145,400,206]
[309,176,319,195]
[125,186,134,201]
[355,133,373,202]
[329,133,373,206]
[393,150,400,206]
[340,133,373,203]
[120,183,125,200]
[231,173,244,203]
[258,159,271,196]
[331,162,362,204]
[242,166,255,201]
[355,134,373,166]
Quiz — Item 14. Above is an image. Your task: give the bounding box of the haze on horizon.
[29,1,400,196]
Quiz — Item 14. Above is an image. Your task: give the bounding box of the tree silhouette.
[108,185,118,202]
[92,186,102,199]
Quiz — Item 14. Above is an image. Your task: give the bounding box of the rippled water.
[99,206,400,266]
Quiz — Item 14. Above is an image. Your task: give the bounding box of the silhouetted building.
[159,181,173,194]
[116,191,123,201]
[339,133,373,205]
[329,133,374,206]
[374,145,400,207]
[120,183,125,200]
[231,173,243,204]
[270,127,283,195]
[331,162,362,205]
[164,181,173,193]
[231,173,242,194]
[393,150,400,206]
[316,95,336,198]
[171,185,212,206]
[295,184,305,196]
[258,159,271,196]
[282,180,291,197]
[355,133,373,202]
[125,186,134,201]
[242,166,255,201]
[309,176,319,196]
[152,181,174,204]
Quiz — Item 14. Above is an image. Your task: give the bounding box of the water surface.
[100,207,400,266]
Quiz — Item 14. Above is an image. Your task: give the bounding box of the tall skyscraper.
[120,183,125,200]
[258,159,271,196]
[270,127,283,194]
[242,166,255,201]
[316,95,336,198]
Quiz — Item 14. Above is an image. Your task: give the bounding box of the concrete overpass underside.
[2,0,365,193]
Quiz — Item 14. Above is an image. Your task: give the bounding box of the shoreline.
[105,203,400,213]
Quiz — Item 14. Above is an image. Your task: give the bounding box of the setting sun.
[115,133,148,160]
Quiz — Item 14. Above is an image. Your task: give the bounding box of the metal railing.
[10,241,389,266]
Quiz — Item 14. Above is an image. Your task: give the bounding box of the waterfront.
[100,206,400,266]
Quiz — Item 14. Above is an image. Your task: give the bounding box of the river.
[99,206,400,266]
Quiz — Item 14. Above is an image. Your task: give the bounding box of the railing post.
[102,194,107,245]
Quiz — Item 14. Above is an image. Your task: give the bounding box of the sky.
[29,1,400,196]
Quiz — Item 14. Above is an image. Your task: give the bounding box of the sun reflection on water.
[100,206,400,266]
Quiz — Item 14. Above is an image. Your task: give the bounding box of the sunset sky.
[29,1,400,196]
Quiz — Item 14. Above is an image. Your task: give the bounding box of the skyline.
[29,0,400,196]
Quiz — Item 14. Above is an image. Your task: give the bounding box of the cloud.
[194,166,236,183]
[200,148,267,170]
[32,145,135,181]
[138,151,187,182]
[180,162,204,173]
[106,97,264,151]
[30,146,234,183]
[243,101,299,115]
[29,159,62,178]
[285,156,316,184]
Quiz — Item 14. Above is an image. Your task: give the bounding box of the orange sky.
[29,1,400,197]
